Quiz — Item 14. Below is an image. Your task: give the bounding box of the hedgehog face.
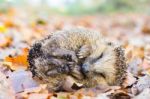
[81,47,117,80]
[82,53,103,73]
[81,45,127,86]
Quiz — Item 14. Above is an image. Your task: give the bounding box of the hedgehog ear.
[107,42,113,46]
[106,41,122,49]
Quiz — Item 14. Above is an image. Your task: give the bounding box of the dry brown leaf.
[1,13,150,99]
[4,19,16,28]
[74,85,116,98]
[4,48,29,70]
[75,88,96,97]
[141,21,150,34]
[110,90,131,99]
[126,46,144,61]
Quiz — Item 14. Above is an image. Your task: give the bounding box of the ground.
[0,9,150,99]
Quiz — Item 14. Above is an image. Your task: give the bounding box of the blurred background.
[0,0,150,15]
[0,1,150,98]
[0,0,150,60]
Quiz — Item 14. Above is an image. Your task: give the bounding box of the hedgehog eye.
[107,42,112,46]
[99,73,106,79]
[94,72,106,79]
[97,52,103,60]
[91,53,103,63]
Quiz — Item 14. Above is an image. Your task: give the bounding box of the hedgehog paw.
[63,52,78,63]
[77,45,90,59]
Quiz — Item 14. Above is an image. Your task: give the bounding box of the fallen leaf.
[144,44,150,65]
[0,71,15,99]
[5,48,29,70]
[8,70,38,93]
[62,76,83,92]
[128,58,142,76]
[125,44,144,61]
[24,84,48,94]
[0,35,12,48]
[4,19,16,28]
[95,93,109,99]
[133,88,150,99]
[81,96,91,99]
[133,74,150,93]
[123,71,137,87]
[28,93,51,99]
[142,59,150,70]
[16,84,49,99]
[0,24,7,33]
[0,62,12,76]
[110,90,131,99]
[141,21,150,34]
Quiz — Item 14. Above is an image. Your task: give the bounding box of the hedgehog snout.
[81,63,90,75]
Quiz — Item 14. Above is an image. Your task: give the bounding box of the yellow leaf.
[0,24,7,33]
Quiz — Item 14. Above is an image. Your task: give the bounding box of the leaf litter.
[0,10,150,98]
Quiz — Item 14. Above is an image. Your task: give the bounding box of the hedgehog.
[28,28,127,91]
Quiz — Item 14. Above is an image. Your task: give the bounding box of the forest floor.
[0,10,150,99]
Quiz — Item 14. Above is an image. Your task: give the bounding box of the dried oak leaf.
[5,48,29,70]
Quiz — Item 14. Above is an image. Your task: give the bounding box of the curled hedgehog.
[28,28,127,91]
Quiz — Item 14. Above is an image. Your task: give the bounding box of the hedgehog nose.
[82,64,90,74]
